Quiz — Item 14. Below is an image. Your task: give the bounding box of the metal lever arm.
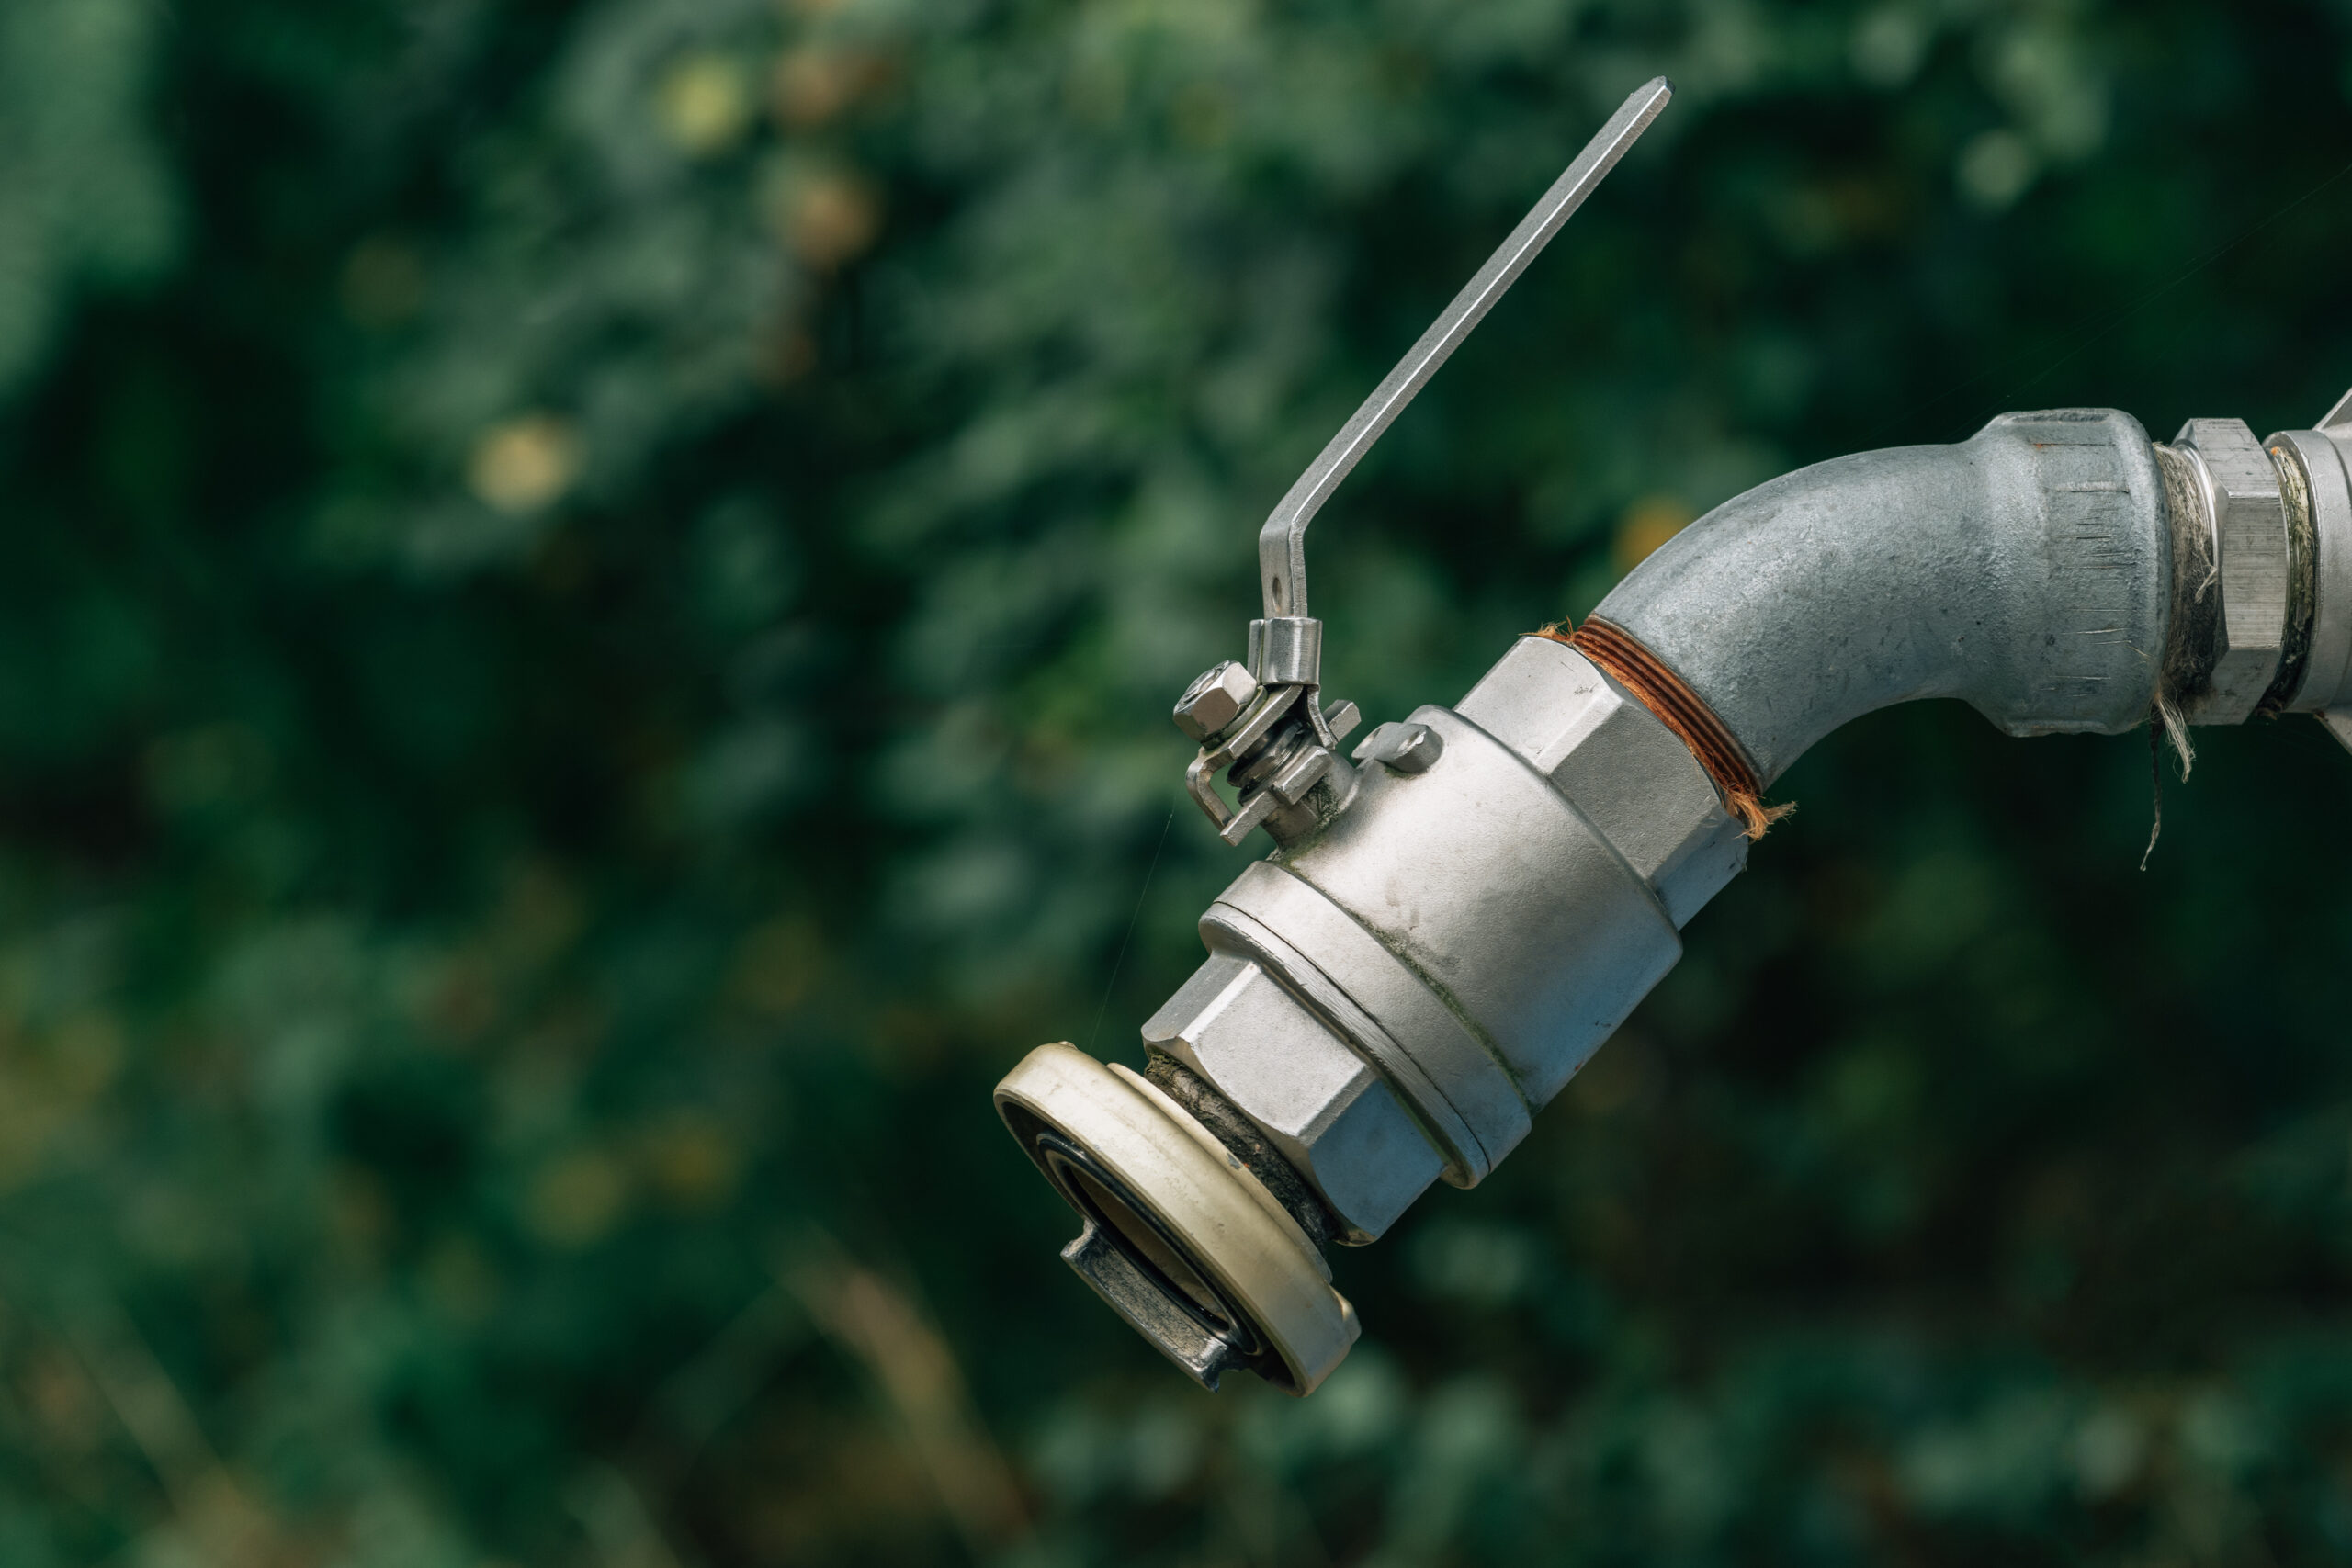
[1254,75,1675,621]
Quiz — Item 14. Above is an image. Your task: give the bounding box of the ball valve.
[993,78,2352,1395]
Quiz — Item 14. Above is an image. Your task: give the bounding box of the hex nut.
[1455,637,1746,926]
[1141,953,1442,1242]
[2171,418,2290,724]
[1174,660,1261,743]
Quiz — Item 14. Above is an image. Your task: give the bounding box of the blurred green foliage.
[2,0,2352,1563]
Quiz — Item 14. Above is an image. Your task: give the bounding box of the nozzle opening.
[1041,1133,1261,1348]
[1019,1119,1279,1389]
[993,1043,1360,1395]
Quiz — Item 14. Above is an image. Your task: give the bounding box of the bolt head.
[1174,660,1260,743]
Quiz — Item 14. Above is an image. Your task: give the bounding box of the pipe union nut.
[1141,952,1443,1242]
[2169,417,2290,723]
[1455,637,1747,926]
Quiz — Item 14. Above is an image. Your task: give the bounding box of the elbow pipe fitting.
[1596,405,2352,784]
[1595,409,2174,785]
[998,401,2352,1395]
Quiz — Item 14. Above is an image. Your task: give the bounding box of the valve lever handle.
[1254,76,1674,622]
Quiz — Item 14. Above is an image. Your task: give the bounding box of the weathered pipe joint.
[2152,407,2352,728]
[990,72,2352,1399]
[995,389,2352,1395]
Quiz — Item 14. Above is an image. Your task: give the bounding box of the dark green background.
[3,0,2351,1562]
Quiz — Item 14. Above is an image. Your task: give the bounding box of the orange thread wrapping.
[1534,617,1794,840]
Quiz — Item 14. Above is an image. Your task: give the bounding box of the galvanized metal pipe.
[1590,410,2175,787]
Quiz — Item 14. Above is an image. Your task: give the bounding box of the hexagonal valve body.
[1158,633,1748,1216]
[1001,632,1754,1393]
